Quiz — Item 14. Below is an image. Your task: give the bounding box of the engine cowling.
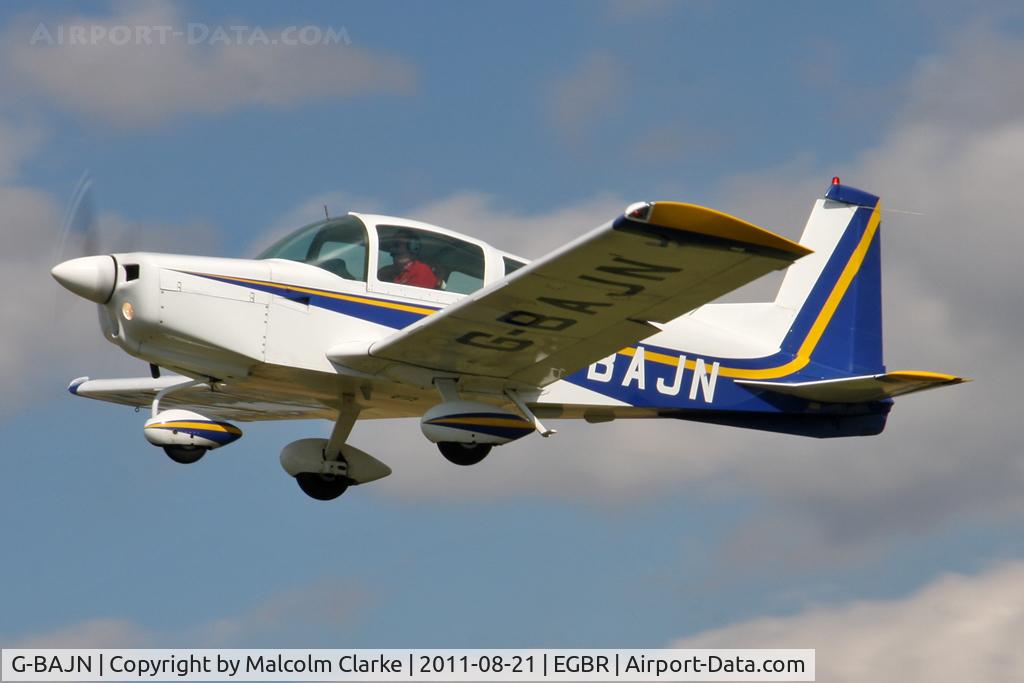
[420,400,534,446]
[143,409,242,450]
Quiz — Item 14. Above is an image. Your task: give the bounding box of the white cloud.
[674,562,1024,682]
[3,618,149,649]
[1,578,365,648]
[545,53,626,141]
[0,119,43,182]
[0,183,99,413]
[1,2,414,126]
[189,578,368,646]
[0,177,220,416]
[899,20,1024,131]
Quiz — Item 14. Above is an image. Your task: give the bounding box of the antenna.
[323,204,330,219]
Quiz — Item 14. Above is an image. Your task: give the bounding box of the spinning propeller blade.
[58,171,100,258]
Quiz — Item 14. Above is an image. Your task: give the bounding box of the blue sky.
[2,1,1024,678]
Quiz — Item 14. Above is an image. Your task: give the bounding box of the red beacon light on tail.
[832,176,841,185]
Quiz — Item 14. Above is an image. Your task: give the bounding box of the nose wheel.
[280,396,392,500]
[438,442,492,466]
[296,472,350,500]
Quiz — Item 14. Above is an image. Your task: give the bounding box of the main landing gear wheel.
[163,445,207,464]
[438,442,492,466]
[296,472,350,501]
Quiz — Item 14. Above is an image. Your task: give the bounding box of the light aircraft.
[52,179,965,500]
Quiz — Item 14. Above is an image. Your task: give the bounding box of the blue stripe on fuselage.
[184,272,439,329]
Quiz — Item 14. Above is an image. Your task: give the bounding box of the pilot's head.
[388,229,420,263]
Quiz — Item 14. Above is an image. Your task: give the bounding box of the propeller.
[51,173,152,377]
[57,171,100,259]
[52,172,117,304]
[55,171,140,263]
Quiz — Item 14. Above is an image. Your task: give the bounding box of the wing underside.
[69,376,336,422]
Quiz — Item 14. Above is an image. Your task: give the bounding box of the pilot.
[379,229,439,288]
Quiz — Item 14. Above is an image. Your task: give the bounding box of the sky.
[1,1,1023,679]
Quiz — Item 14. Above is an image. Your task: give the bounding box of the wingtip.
[643,201,813,259]
[886,370,970,385]
[68,376,90,395]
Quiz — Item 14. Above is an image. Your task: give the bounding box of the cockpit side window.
[377,225,485,294]
[503,256,527,275]
[257,216,368,281]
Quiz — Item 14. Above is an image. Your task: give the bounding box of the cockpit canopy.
[257,214,522,295]
[257,215,369,281]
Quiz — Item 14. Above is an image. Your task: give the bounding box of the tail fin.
[774,182,884,377]
[661,181,965,437]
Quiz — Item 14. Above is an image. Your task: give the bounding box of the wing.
[343,201,812,386]
[736,371,969,403]
[68,376,335,421]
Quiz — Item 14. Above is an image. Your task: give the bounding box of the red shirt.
[393,259,438,288]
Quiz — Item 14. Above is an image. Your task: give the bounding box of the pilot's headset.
[391,229,421,256]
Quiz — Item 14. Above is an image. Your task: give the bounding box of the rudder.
[775,181,884,377]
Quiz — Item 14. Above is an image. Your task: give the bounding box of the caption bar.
[1,649,813,681]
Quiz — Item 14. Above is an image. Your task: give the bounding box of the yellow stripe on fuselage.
[207,273,438,317]
[620,203,882,380]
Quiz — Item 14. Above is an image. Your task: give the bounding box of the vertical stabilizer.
[775,182,884,376]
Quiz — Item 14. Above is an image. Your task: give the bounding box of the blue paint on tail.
[561,182,893,437]
[780,191,886,379]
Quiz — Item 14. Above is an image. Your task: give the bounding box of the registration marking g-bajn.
[455,254,682,352]
[588,347,721,402]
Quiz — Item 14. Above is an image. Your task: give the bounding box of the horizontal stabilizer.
[736,371,967,403]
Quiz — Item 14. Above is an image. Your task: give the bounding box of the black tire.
[438,442,492,466]
[163,445,207,464]
[296,473,350,501]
